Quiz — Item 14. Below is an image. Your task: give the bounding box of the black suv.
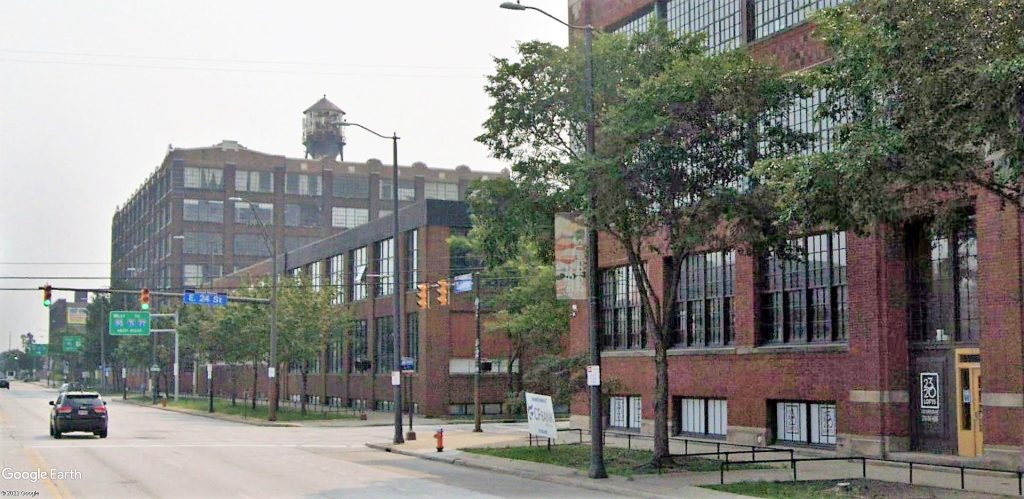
[50,391,108,438]
[0,378,9,389]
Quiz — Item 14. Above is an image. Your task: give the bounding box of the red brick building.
[210,199,516,418]
[566,0,1023,468]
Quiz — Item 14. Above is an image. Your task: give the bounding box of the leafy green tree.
[758,0,1024,232]
[480,24,805,464]
[276,274,353,415]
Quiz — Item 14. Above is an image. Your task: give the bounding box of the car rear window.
[66,395,102,407]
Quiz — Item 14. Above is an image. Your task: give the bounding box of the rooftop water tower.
[302,95,346,160]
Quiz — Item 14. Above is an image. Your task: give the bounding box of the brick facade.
[566,0,1024,468]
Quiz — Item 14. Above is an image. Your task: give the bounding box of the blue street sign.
[400,357,415,372]
[453,273,474,294]
[183,290,228,307]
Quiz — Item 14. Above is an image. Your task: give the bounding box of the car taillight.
[93,405,106,413]
[56,405,72,414]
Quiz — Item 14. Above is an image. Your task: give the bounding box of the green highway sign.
[109,311,151,336]
[62,335,83,353]
[27,344,48,356]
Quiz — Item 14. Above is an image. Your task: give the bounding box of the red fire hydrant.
[434,428,444,452]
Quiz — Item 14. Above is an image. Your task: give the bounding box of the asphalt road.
[0,382,613,499]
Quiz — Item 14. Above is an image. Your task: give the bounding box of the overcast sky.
[0,1,567,347]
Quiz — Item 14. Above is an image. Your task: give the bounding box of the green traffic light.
[141,303,150,310]
[43,299,51,307]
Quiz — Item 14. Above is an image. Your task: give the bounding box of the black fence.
[718,455,1024,496]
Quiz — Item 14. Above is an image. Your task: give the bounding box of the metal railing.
[718,455,1024,496]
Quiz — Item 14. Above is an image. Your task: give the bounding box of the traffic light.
[140,288,151,310]
[436,279,450,306]
[416,283,430,309]
[42,284,52,308]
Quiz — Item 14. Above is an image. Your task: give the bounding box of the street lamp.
[227,196,281,421]
[500,0,606,479]
[340,121,404,445]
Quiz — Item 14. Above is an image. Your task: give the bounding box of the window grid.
[407,312,419,372]
[285,173,322,196]
[284,204,321,228]
[380,179,415,201]
[666,0,742,54]
[235,170,274,193]
[350,320,369,373]
[183,167,223,190]
[754,0,849,40]
[234,202,273,226]
[424,182,459,200]
[678,397,728,437]
[183,232,223,255]
[675,250,736,347]
[329,254,346,304]
[759,232,848,344]
[406,229,419,290]
[351,247,368,301]
[775,401,837,445]
[331,207,369,228]
[333,175,369,199]
[601,266,645,350]
[375,238,395,297]
[375,316,394,374]
[612,7,656,36]
[233,234,270,257]
[908,215,979,343]
[183,199,224,223]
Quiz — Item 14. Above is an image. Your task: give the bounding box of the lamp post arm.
[341,121,398,142]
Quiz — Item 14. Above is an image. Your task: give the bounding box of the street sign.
[586,365,601,386]
[453,273,474,294]
[27,344,48,356]
[183,290,228,307]
[525,392,557,439]
[62,335,83,353]
[109,311,151,336]
[149,364,160,372]
[401,356,415,373]
[391,371,401,386]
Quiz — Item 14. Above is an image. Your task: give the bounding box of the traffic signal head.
[42,284,52,308]
[436,279,450,306]
[140,288,151,310]
[416,283,430,309]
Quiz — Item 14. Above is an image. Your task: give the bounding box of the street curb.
[365,442,676,499]
[120,399,302,427]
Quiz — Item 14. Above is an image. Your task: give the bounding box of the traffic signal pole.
[473,272,482,433]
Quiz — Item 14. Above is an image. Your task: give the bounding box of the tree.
[479,24,806,465]
[276,273,352,416]
[757,0,1024,233]
[479,240,570,415]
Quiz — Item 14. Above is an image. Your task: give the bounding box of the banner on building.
[67,307,88,325]
[554,213,587,300]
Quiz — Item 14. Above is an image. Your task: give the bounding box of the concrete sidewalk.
[366,428,748,499]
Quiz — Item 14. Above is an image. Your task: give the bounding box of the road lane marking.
[24,446,72,499]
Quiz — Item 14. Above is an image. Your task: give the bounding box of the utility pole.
[473,272,482,433]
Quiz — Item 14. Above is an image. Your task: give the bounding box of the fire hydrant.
[434,428,444,452]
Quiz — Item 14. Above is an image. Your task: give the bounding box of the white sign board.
[586,365,601,386]
[391,371,401,386]
[206,363,213,379]
[525,392,557,440]
[268,367,276,379]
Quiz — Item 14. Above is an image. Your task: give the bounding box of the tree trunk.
[252,355,258,410]
[505,341,515,417]
[300,361,308,416]
[321,350,328,413]
[230,365,238,406]
[651,335,670,466]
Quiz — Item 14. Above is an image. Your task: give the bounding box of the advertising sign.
[920,372,941,423]
[554,214,587,300]
[66,307,88,325]
[525,392,557,440]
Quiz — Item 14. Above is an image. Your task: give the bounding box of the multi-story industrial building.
[567,0,1023,468]
[111,96,492,294]
[210,199,516,418]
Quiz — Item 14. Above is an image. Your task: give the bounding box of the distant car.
[0,378,9,389]
[50,391,107,438]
